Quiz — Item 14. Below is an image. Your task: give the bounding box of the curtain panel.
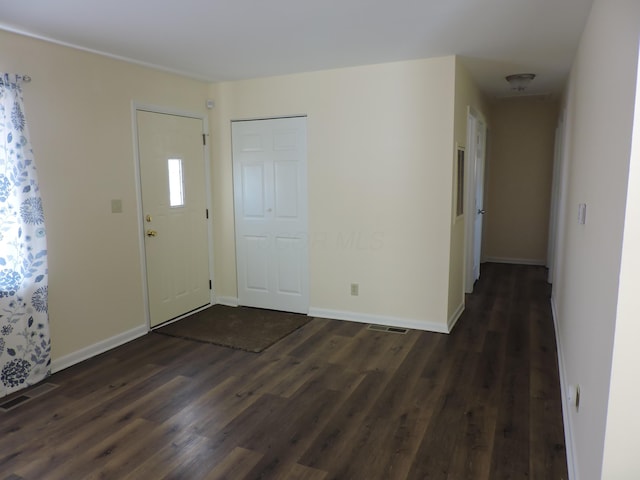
[0,75,50,398]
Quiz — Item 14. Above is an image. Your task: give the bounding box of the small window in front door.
[168,158,185,207]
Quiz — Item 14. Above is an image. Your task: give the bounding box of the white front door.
[137,110,211,327]
[232,117,309,314]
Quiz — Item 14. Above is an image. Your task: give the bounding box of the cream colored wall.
[210,57,457,328]
[552,0,640,478]
[449,58,489,321]
[0,30,210,361]
[602,47,640,478]
[483,97,557,264]
[0,30,461,365]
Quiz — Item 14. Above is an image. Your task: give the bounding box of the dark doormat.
[153,305,311,353]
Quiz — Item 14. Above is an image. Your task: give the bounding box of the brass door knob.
[146,230,158,237]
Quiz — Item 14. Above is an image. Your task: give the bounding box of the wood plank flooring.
[0,263,568,479]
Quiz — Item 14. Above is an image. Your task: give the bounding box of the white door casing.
[137,110,211,327]
[473,120,487,281]
[547,122,564,283]
[232,117,309,314]
[465,108,487,293]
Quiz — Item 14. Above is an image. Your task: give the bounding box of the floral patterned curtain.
[0,74,50,398]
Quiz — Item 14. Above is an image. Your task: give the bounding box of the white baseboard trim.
[447,303,465,332]
[215,296,239,307]
[51,324,148,373]
[483,256,546,266]
[550,296,577,480]
[308,307,449,334]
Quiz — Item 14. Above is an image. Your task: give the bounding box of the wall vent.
[0,383,59,412]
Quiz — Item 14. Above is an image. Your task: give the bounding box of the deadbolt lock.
[146,214,152,222]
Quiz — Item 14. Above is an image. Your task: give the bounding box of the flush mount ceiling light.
[505,73,536,92]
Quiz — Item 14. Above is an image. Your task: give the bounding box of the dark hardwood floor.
[0,263,568,479]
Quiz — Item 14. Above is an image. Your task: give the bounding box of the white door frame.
[547,121,564,283]
[550,105,572,290]
[131,102,215,329]
[464,107,487,293]
[231,115,309,313]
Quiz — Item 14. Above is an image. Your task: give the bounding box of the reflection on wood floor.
[0,263,567,479]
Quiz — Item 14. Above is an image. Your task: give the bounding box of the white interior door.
[465,110,488,293]
[232,117,309,314]
[472,120,487,282]
[137,110,211,327]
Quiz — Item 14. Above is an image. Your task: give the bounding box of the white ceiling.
[0,0,594,97]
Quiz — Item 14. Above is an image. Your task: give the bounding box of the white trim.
[232,117,309,314]
[134,103,208,120]
[551,297,577,480]
[551,105,572,289]
[51,325,148,373]
[0,24,212,83]
[230,114,308,123]
[483,256,546,266]
[447,302,465,332]
[202,116,216,303]
[464,108,477,293]
[131,103,215,329]
[464,107,487,294]
[453,144,465,225]
[131,102,151,330]
[215,296,239,307]
[308,308,450,334]
[547,123,564,280]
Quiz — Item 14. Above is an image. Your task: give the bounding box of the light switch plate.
[111,199,123,214]
[578,203,586,225]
